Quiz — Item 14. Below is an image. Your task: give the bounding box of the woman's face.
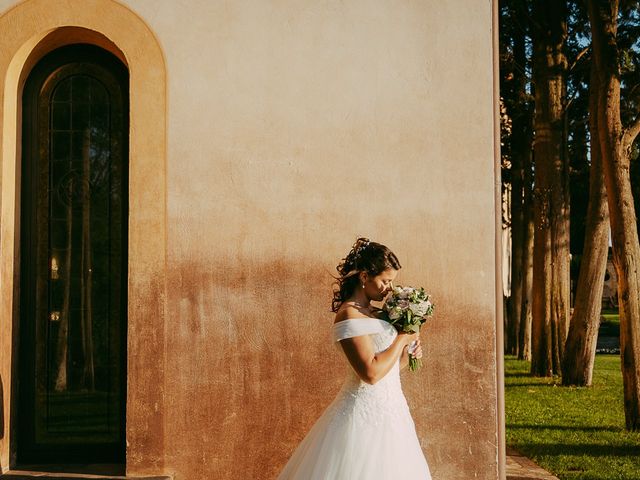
[362,268,398,302]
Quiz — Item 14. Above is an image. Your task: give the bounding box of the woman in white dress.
[278,238,432,480]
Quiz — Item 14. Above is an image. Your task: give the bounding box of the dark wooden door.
[19,44,128,465]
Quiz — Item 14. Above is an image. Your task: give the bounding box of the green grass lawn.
[601,313,620,324]
[505,355,640,479]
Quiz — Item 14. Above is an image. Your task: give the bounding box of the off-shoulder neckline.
[333,317,388,326]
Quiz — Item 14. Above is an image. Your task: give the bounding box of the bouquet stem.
[408,355,422,372]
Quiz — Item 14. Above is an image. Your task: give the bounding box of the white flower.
[397,299,409,309]
[409,302,428,317]
[395,287,409,299]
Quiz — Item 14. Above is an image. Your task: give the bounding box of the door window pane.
[20,45,127,465]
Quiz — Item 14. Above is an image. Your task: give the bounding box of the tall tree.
[519,163,534,361]
[588,0,640,430]
[500,0,534,357]
[531,0,571,377]
[562,56,610,386]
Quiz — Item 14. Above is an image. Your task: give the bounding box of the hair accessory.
[354,238,370,259]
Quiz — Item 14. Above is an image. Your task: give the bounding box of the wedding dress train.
[278,317,431,480]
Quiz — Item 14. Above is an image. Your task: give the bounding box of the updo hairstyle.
[331,237,401,312]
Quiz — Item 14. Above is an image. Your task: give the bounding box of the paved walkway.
[0,450,557,480]
[506,447,560,480]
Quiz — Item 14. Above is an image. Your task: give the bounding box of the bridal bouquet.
[383,285,434,371]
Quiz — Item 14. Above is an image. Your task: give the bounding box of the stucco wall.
[149,1,499,478]
[0,0,500,479]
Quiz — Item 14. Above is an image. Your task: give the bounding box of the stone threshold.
[1,467,170,480]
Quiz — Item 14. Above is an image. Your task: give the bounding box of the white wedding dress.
[278,317,431,480]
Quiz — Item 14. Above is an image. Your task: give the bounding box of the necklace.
[347,301,370,309]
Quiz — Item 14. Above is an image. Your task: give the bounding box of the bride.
[278,238,432,479]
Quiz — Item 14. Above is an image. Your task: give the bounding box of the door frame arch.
[19,43,129,467]
[0,2,167,476]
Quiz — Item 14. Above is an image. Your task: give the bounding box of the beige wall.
[0,1,501,479]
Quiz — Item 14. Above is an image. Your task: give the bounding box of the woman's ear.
[359,272,368,285]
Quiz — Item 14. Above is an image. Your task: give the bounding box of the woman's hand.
[409,339,423,360]
[398,331,419,347]
[398,333,421,370]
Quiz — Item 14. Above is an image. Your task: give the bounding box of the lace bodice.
[330,318,408,426]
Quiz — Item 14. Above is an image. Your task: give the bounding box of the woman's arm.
[399,346,410,370]
[339,331,417,384]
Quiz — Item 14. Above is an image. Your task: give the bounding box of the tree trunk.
[561,58,609,387]
[55,171,73,392]
[509,199,524,356]
[531,182,553,375]
[531,0,569,376]
[551,124,571,373]
[519,145,534,361]
[588,0,640,430]
[507,1,529,356]
[80,128,95,390]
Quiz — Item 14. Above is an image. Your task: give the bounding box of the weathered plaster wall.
[0,0,500,479]
[134,1,498,478]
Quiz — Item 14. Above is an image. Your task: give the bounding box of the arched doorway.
[18,44,128,466]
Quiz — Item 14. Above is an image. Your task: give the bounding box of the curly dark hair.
[331,237,401,312]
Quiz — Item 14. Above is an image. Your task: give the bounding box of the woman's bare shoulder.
[333,305,359,323]
[333,305,361,324]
